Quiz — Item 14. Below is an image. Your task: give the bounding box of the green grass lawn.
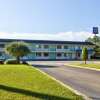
[0,65,83,100]
[67,62,100,69]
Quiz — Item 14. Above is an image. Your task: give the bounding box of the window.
[64,45,68,49]
[64,53,67,57]
[43,53,49,57]
[57,45,62,49]
[36,44,41,49]
[76,52,80,57]
[75,46,81,49]
[0,52,2,56]
[0,44,4,48]
[44,45,49,49]
[78,46,81,49]
[57,53,62,57]
[36,52,41,57]
[68,53,72,58]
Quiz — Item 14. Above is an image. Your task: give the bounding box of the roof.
[0,38,94,45]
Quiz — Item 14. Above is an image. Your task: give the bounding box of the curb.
[65,64,100,71]
[33,66,92,100]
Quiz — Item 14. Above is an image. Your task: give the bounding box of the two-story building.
[0,39,94,60]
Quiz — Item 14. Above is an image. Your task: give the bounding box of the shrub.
[4,59,18,64]
[0,60,4,64]
[82,47,88,64]
[22,61,29,65]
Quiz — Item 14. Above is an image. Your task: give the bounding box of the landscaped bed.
[0,65,83,100]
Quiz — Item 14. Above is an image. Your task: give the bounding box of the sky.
[0,0,100,41]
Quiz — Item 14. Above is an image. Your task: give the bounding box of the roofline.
[0,38,94,45]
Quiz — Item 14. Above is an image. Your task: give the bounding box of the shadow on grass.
[32,64,58,68]
[0,84,73,100]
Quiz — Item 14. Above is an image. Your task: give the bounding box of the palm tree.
[5,42,31,63]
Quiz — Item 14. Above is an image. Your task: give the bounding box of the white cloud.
[0,31,99,41]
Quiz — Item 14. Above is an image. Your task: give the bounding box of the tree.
[86,36,100,46]
[82,47,88,64]
[86,36,100,58]
[5,42,31,63]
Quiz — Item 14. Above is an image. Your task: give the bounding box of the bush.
[0,60,4,64]
[4,59,19,64]
[22,61,29,65]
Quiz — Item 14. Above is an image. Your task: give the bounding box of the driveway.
[29,61,100,100]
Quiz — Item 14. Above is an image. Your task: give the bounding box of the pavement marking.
[33,66,92,100]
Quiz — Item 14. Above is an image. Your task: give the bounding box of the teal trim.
[49,52,56,59]
[29,43,36,51]
[49,45,56,51]
[30,52,36,59]
[23,52,36,59]
[0,42,94,60]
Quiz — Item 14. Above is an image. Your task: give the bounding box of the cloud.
[0,31,98,41]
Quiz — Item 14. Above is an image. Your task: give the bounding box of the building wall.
[22,43,94,60]
[0,42,94,60]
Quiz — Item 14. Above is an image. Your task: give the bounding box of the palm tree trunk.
[17,56,20,64]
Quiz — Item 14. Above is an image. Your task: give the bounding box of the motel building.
[0,39,94,60]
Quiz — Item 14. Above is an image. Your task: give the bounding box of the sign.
[93,27,99,34]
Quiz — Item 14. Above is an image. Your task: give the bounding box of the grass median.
[0,64,83,100]
[66,62,100,70]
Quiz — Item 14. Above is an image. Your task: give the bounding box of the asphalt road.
[29,61,100,100]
